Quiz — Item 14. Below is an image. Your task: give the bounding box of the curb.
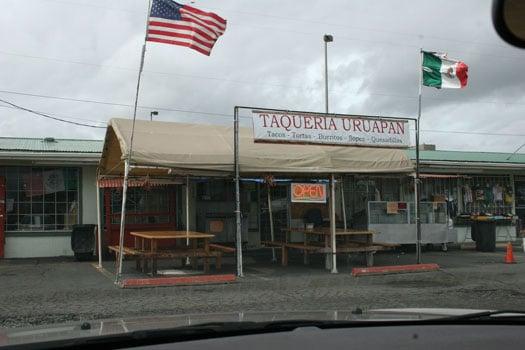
[120,274,237,288]
[352,263,440,277]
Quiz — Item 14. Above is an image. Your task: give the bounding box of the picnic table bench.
[108,231,236,275]
[263,228,398,267]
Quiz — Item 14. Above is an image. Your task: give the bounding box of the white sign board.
[252,110,410,148]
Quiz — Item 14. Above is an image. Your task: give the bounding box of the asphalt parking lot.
[1,246,525,328]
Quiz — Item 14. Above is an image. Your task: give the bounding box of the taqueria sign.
[252,110,410,148]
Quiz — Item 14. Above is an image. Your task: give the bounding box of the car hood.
[0,308,490,347]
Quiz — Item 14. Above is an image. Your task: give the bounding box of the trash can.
[71,224,96,261]
[471,220,496,252]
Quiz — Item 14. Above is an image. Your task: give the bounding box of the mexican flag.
[422,51,468,89]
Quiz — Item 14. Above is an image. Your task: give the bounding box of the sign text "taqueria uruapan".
[252,111,410,148]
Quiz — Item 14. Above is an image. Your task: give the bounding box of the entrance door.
[0,177,5,258]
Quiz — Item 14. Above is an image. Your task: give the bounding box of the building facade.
[0,137,102,258]
[1,136,525,258]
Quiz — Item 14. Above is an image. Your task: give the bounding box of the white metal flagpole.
[115,0,153,283]
[186,176,189,239]
[267,183,276,262]
[185,175,190,266]
[415,48,423,264]
[340,177,347,231]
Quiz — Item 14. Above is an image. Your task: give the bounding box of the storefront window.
[1,166,80,232]
[461,175,513,216]
[197,180,234,201]
[110,187,173,224]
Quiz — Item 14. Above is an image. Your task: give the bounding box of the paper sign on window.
[386,202,398,214]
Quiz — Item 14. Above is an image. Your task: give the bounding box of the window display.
[1,166,80,231]
[461,176,513,216]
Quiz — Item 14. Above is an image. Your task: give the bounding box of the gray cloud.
[0,0,524,153]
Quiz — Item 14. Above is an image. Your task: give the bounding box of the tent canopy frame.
[96,107,415,282]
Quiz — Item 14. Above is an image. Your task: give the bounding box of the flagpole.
[116,0,153,283]
[415,48,423,264]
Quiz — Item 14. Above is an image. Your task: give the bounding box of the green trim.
[0,137,102,153]
[406,149,525,164]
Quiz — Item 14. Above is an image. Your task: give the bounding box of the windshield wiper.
[440,310,525,321]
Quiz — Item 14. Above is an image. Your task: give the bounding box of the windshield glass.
[1,0,525,347]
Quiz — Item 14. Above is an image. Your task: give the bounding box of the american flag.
[147,0,227,56]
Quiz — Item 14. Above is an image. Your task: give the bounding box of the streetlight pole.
[323,34,337,273]
[150,110,158,121]
[323,34,333,114]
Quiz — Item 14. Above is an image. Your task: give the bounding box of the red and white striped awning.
[97,178,183,188]
[418,174,469,179]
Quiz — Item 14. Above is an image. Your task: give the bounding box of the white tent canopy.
[96,117,414,280]
[98,118,414,176]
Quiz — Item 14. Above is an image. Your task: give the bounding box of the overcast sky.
[0,0,524,152]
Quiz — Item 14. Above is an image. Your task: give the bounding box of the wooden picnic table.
[283,227,375,246]
[130,230,215,275]
[275,228,383,267]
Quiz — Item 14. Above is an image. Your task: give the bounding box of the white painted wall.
[5,235,73,258]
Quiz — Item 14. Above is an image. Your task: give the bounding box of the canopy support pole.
[96,178,103,269]
[185,176,190,265]
[234,107,244,277]
[186,176,190,240]
[330,174,338,274]
[116,159,130,282]
[267,183,276,262]
[340,177,347,231]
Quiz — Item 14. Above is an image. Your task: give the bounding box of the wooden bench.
[282,242,396,267]
[108,245,145,270]
[261,240,284,247]
[107,245,223,273]
[281,242,325,266]
[266,239,397,267]
[209,243,236,253]
[371,241,400,248]
[151,248,223,272]
[108,245,143,256]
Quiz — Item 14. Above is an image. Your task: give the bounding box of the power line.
[2,50,525,107]
[0,97,106,128]
[421,129,525,137]
[1,89,524,139]
[0,89,235,117]
[0,104,106,125]
[3,49,525,107]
